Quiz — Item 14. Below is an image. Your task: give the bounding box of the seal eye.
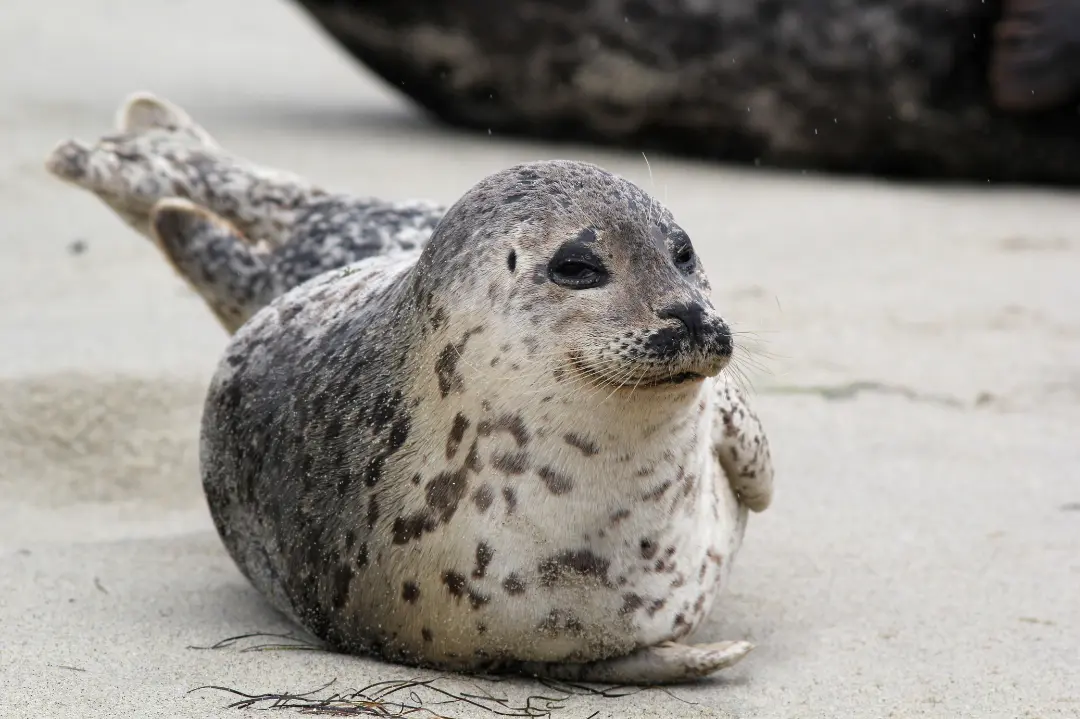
[547,239,608,289]
[549,259,606,288]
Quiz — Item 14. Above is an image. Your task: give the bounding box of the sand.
[2,1,1078,717]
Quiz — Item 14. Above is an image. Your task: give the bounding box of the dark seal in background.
[291,0,1080,186]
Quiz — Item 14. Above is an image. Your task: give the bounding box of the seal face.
[45,94,774,684]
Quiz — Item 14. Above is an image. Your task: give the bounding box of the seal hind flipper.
[116,92,220,147]
[45,93,447,326]
[44,92,328,248]
[151,199,276,333]
[517,640,754,685]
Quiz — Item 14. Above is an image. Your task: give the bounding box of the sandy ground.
[2,1,1078,717]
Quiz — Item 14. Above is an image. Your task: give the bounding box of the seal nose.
[658,303,707,345]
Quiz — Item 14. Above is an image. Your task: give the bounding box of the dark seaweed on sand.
[187,632,695,717]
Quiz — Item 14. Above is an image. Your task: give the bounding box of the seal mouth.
[636,371,707,388]
[568,352,713,391]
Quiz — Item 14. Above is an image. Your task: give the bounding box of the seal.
[45,93,775,685]
[290,0,1080,185]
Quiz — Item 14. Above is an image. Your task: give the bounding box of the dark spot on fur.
[468,589,490,609]
[507,249,517,272]
[642,480,672,501]
[502,573,526,595]
[433,328,483,399]
[464,438,484,473]
[366,495,380,530]
[477,414,530,447]
[477,622,488,634]
[640,539,658,560]
[392,513,436,545]
[647,599,666,616]
[537,466,574,495]
[538,549,611,586]
[344,530,356,552]
[502,487,518,513]
[330,564,353,611]
[421,627,433,642]
[552,368,565,382]
[620,593,645,615]
[473,483,494,511]
[426,468,469,521]
[563,433,599,457]
[473,542,494,579]
[356,542,369,568]
[435,343,464,398]
[446,412,470,459]
[402,581,420,603]
[538,609,585,636]
[492,451,529,475]
[442,570,467,597]
[610,508,631,525]
[387,415,410,454]
[411,473,421,485]
[430,307,447,330]
[673,613,691,635]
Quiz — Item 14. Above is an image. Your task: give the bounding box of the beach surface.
[1,1,1078,717]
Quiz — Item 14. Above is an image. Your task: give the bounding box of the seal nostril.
[658,303,706,345]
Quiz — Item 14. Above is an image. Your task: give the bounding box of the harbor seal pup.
[45,94,774,685]
[290,0,1080,185]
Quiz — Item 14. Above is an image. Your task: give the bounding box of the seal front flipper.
[517,641,754,685]
[712,372,774,513]
[990,0,1080,111]
[151,199,276,333]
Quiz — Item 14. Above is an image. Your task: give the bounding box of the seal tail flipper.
[989,0,1080,111]
[115,92,220,147]
[516,640,754,685]
[44,92,327,248]
[150,199,278,334]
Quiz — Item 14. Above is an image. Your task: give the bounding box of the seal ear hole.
[507,250,517,273]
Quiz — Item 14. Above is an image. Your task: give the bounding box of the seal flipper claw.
[990,0,1080,111]
[151,199,276,333]
[519,641,753,685]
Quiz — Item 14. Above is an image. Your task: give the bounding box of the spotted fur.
[44,94,775,685]
[292,0,1080,185]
